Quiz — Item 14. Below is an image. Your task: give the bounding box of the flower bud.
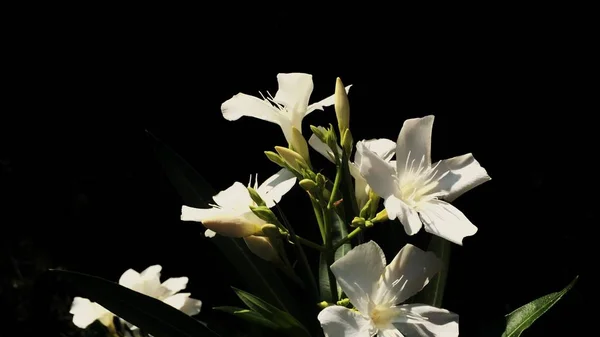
[335,77,350,136]
[372,209,388,223]
[299,178,318,192]
[275,146,308,173]
[249,205,279,224]
[264,151,286,168]
[201,215,263,238]
[290,126,311,167]
[341,128,353,156]
[243,235,280,262]
[351,216,366,227]
[247,187,266,207]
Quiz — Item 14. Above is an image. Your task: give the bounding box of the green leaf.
[213,306,278,330]
[502,275,579,337]
[146,131,297,315]
[415,235,452,307]
[232,288,311,337]
[48,269,219,337]
[319,212,351,302]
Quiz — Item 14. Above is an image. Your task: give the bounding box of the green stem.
[327,160,344,211]
[332,226,364,251]
[285,215,319,298]
[309,194,326,243]
[323,209,338,302]
[341,151,359,217]
[295,235,326,251]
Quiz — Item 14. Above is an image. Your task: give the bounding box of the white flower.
[308,127,396,209]
[69,265,202,331]
[181,168,296,238]
[317,241,458,337]
[356,115,490,245]
[221,73,351,145]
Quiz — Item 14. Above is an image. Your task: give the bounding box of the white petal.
[212,182,253,211]
[375,244,442,306]
[393,304,459,337]
[162,293,202,316]
[383,196,422,236]
[356,142,399,200]
[330,241,386,314]
[181,206,223,222]
[432,153,491,202]
[161,277,189,297]
[243,235,280,262]
[317,305,373,337]
[201,213,263,238]
[396,116,434,176]
[273,73,314,114]
[354,138,396,165]
[418,200,477,245]
[118,269,141,289]
[379,328,404,337]
[257,168,297,208]
[204,229,217,238]
[306,84,353,115]
[308,133,338,164]
[138,265,163,297]
[221,93,282,125]
[70,297,112,329]
[353,173,370,211]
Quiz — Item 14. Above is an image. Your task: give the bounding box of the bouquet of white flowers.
[53,73,577,337]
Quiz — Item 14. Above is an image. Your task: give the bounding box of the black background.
[1,6,594,337]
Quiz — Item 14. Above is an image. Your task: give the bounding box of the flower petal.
[393,304,459,337]
[204,229,217,238]
[308,133,338,164]
[221,93,282,125]
[257,168,297,208]
[201,214,263,238]
[181,206,223,223]
[375,244,442,306]
[212,182,253,211]
[317,305,373,337]
[418,200,478,245]
[432,153,491,202]
[383,196,422,236]
[396,116,434,176]
[162,293,202,316]
[137,265,163,297]
[353,138,396,165]
[306,85,353,115]
[70,297,112,329]
[356,142,399,200]
[273,73,314,114]
[243,235,280,262]
[330,241,386,314]
[161,277,189,298]
[118,269,141,289]
[353,172,370,211]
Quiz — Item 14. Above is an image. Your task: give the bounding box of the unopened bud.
[372,209,388,223]
[351,216,366,227]
[243,235,280,262]
[201,216,263,238]
[341,128,353,156]
[249,205,278,224]
[335,77,350,135]
[315,173,326,188]
[310,125,327,143]
[275,146,307,173]
[264,151,286,168]
[247,187,266,207]
[290,127,311,167]
[359,199,372,219]
[299,179,318,192]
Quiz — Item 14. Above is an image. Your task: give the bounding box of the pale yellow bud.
[201,215,263,238]
[299,178,318,192]
[275,146,307,173]
[335,77,350,135]
[290,127,311,167]
[243,235,280,262]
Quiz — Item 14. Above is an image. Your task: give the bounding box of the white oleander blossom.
[308,127,396,210]
[317,241,458,337]
[180,168,296,238]
[70,265,202,331]
[357,115,491,245]
[221,73,352,145]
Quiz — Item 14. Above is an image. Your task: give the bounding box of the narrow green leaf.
[232,288,311,337]
[319,212,351,302]
[146,131,296,315]
[415,235,451,307]
[48,269,218,337]
[213,306,278,330]
[502,275,579,337]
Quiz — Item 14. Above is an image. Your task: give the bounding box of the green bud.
[299,178,318,192]
[247,187,266,207]
[335,77,350,136]
[359,199,372,219]
[351,216,366,227]
[310,125,327,143]
[264,151,286,168]
[372,209,388,223]
[368,190,381,219]
[249,205,278,224]
[336,298,351,307]
[317,301,331,309]
[325,125,338,157]
[290,126,311,167]
[275,146,307,173]
[315,173,326,188]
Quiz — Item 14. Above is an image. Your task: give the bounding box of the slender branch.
[295,235,325,252]
[283,211,319,298]
[309,194,326,243]
[332,226,364,251]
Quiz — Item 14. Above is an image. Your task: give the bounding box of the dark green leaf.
[232,288,311,337]
[48,269,218,337]
[146,131,297,315]
[319,212,350,302]
[213,306,278,330]
[502,275,578,337]
[414,235,451,307]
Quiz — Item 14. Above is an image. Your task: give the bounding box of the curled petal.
[257,168,297,208]
[221,93,282,125]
